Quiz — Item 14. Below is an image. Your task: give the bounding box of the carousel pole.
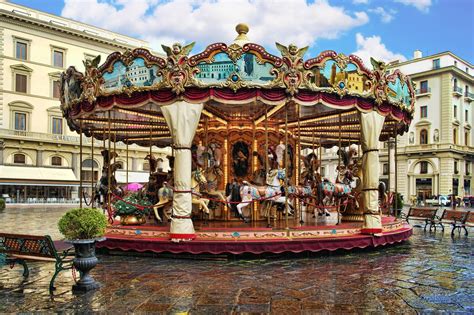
[251,121,256,223]
[79,120,83,209]
[91,130,94,208]
[394,127,399,217]
[126,136,129,186]
[387,130,391,216]
[265,103,271,228]
[298,103,304,225]
[107,111,112,214]
[149,121,153,176]
[284,102,289,229]
[337,114,342,224]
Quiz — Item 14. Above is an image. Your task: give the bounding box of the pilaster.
[440,73,452,144]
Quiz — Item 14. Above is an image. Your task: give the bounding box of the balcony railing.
[453,86,463,96]
[416,87,431,95]
[0,128,127,147]
[465,91,474,101]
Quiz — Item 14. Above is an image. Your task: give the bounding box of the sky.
[10,0,474,65]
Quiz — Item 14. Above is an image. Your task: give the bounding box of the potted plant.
[58,207,107,292]
[113,193,153,225]
[0,198,5,211]
[392,193,404,217]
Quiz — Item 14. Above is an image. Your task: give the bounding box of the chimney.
[414,50,422,59]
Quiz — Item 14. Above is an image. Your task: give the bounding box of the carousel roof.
[60,24,414,148]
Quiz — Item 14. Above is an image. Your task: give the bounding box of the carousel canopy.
[60,24,414,148]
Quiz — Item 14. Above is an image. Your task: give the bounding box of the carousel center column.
[161,101,204,242]
[360,111,385,234]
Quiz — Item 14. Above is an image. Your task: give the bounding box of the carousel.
[60,24,414,255]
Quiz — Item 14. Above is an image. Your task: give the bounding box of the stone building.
[0,2,169,203]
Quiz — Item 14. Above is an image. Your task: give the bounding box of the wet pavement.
[0,206,473,313]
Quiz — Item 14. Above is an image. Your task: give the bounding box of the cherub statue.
[275,42,309,65]
[161,42,195,64]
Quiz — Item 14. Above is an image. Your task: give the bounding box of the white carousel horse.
[237,168,293,221]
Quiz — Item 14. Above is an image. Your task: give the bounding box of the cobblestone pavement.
[0,206,472,314]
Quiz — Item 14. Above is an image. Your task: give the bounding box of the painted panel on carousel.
[101,57,162,94]
[387,78,411,106]
[318,60,370,93]
[195,52,275,85]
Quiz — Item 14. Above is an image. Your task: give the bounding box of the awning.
[0,165,79,186]
[115,171,150,184]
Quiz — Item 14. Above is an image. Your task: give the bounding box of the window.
[467,67,469,74]
[432,58,440,69]
[53,50,64,68]
[51,156,62,166]
[465,85,469,97]
[454,161,459,174]
[420,129,428,144]
[383,163,388,175]
[466,110,469,122]
[116,161,123,169]
[467,161,471,175]
[82,159,99,168]
[14,112,26,131]
[465,131,469,146]
[453,129,457,144]
[51,117,62,134]
[420,80,428,93]
[52,80,60,98]
[16,41,27,60]
[15,74,27,93]
[454,60,457,67]
[143,162,150,171]
[453,78,458,90]
[420,106,427,118]
[14,154,26,164]
[13,37,30,60]
[420,161,428,174]
[321,167,326,176]
[454,105,457,118]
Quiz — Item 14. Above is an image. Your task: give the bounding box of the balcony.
[465,91,474,102]
[415,87,431,97]
[453,86,463,97]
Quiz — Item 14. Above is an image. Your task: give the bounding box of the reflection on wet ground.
[0,206,472,313]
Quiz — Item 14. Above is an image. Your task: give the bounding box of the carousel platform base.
[97,214,412,255]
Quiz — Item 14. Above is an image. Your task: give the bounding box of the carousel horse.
[95,161,123,207]
[190,168,211,216]
[314,170,354,217]
[237,168,293,222]
[203,166,227,207]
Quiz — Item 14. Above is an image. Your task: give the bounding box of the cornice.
[0,13,139,51]
[0,88,60,101]
[388,51,473,69]
[402,66,473,82]
[1,54,66,71]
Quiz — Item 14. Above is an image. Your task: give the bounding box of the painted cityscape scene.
[388,78,412,106]
[317,60,370,93]
[101,57,162,93]
[195,52,275,85]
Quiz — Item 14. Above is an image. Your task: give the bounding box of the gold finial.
[234,23,250,46]
[235,23,249,35]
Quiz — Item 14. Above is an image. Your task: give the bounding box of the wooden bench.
[0,233,75,293]
[404,207,439,231]
[438,210,473,236]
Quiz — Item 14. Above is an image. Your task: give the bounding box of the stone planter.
[120,214,146,225]
[67,237,105,293]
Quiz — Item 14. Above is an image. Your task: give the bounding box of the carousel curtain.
[161,101,204,242]
[360,111,385,234]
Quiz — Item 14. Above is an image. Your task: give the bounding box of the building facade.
[318,51,474,204]
[0,2,169,203]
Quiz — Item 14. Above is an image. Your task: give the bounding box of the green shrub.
[0,198,5,211]
[58,208,107,240]
[113,193,152,217]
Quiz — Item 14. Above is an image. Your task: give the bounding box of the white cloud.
[353,0,369,4]
[61,0,369,53]
[394,0,432,12]
[368,7,396,23]
[352,33,406,67]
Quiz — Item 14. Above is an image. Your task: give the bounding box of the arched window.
[453,129,457,144]
[51,156,62,166]
[82,159,99,168]
[420,161,428,174]
[116,161,123,169]
[420,129,428,144]
[13,153,26,164]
